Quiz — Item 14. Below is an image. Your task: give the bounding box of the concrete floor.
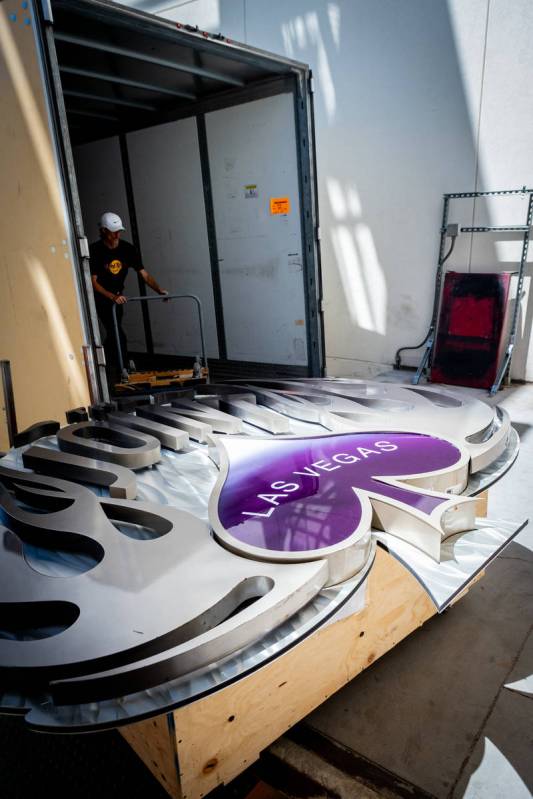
[298,378,533,799]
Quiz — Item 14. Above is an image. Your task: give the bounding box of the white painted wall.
[115,0,533,380]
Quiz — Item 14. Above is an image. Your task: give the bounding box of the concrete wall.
[115,0,533,380]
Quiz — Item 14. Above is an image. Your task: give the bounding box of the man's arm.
[91,275,127,304]
[139,268,167,296]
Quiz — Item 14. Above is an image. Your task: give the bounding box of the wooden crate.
[120,545,483,799]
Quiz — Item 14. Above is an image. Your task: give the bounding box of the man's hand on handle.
[113,291,168,304]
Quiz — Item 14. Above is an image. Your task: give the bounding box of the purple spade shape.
[217,432,464,553]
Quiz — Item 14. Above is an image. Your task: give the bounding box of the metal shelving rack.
[396,187,533,395]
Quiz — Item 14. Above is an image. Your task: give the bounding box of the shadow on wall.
[214,0,531,376]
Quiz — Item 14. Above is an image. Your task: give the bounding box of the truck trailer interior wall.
[73,123,221,360]
[126,117,219,359]
[73,91,308,367]
[73,137,132,243]
[72,136,146,354]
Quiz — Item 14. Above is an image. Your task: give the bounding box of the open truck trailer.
[0,0,324,442]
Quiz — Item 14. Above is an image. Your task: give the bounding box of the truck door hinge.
[78,237,90,259]
[40,0,54,23]
[95,346,106,367]
[309,76,315,94]
[315,226,321,241]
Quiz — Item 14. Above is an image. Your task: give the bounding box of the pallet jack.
[111,293,209,394]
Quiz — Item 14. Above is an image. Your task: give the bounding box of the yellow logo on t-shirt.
[108,259,123,275]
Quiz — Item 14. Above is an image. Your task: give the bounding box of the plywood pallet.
[119,543,484,799]
[114,368,209,392]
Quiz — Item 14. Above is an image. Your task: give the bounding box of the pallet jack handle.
[112,294,208,381]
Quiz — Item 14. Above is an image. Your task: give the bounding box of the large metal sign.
[0,379,523,729]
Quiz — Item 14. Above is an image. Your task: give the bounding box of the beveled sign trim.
[210,430,476,579]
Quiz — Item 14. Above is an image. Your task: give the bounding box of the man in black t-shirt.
[90,211,167,371]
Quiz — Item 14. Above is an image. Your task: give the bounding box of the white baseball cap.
[99,212,125,232]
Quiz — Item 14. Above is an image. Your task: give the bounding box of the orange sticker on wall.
[270,197,291,215]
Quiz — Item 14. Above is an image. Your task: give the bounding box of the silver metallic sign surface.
[136,404,214,443]
[232,379,510,472]
[57,421,161,468]
[0,378,523,730]
[22,445,137,499]
[0,464,326,706]
[170,397,244,434]
[374,519,527,610]
[106,411,189,452]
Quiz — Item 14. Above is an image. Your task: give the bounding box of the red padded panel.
[448,296,496,338]
[430,272,511,389]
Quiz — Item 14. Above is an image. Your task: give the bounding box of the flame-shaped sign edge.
[2,545,377,732]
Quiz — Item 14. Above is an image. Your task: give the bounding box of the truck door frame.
[33,0,325,395]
